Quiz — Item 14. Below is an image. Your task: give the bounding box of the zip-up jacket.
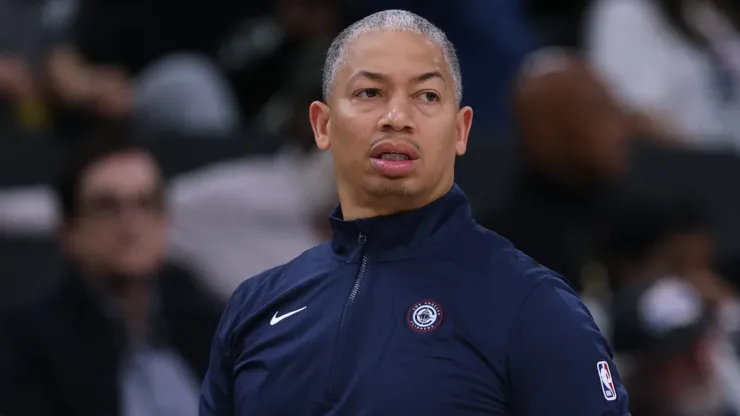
[200,184,631,415]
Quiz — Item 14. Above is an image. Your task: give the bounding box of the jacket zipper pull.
[357,232,367,244]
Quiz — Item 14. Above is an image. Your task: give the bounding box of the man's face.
[61,151,167,280]
[310,30,472,213]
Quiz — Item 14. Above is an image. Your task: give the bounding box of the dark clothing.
[0,265,224,416]
[200,185,630,415]
[484,169,616,293]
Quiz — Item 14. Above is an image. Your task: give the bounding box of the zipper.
[327,232,368,401]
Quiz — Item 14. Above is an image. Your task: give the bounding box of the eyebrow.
[350,70,446,85]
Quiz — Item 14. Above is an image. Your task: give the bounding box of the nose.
[378,95,415,133]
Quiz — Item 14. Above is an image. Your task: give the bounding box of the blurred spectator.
[0,137,336,299]
[601,192,739,307]
[587,0,740,150]
[601,194,715,291]
[484,49,632,293]
[246,0,342,140]
[50,0,345,141]
[0,0,244,140]
[601,191,740,353]
[611,277,740,415]
[0,129,224,416]
[0,0,77,131]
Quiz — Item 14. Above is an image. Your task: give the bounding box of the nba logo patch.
[407,300,443,332]
[597,361,617,401]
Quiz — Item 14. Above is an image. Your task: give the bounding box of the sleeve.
[585,0,673,113]
[507,276,631,415]
[198,281,251,415]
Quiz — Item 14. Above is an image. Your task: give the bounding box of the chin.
[367,177,419,199]
[114,257,163,278]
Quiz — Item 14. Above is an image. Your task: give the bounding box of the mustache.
[368,135,421,153]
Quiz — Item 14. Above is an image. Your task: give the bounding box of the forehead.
[80,151,160,196]
[341,30,449,81]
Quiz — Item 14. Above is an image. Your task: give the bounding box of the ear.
[454,106,473,156]
[309,101,331,151]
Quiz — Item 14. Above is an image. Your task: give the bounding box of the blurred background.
[1,0,740,415]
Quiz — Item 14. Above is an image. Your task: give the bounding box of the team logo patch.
[597,361,617,401]
[407,300,443,332]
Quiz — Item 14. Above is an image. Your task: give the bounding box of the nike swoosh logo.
[270,306,307,325]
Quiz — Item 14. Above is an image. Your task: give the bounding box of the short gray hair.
[322,9,462,105]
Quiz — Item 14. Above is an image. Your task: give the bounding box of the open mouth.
[370,142,419,161]
[375,152,411,161]
[369,142,419,177]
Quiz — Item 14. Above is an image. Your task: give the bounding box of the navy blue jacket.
[200,185,630,415]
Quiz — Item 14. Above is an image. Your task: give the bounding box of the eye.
[418,91,440,102]
[355,88,381,99]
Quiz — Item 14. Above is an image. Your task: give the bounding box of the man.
[200,10,630,415]
[0,128,224,416]
[611,276,740,416]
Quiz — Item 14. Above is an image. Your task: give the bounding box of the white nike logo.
[270,306,307,325]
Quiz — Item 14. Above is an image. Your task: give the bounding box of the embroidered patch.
[407,300,443,332]
[597,361,617,401]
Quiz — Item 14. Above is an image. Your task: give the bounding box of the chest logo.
[270,306,307,325]
[407,300,443,332]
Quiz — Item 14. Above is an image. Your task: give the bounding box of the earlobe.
[455,106,473,156]
[309,101,332,151]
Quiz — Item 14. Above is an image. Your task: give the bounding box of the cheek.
[422,123,457,158]
[331,116,375,157]
[143,222,167,248]
[69,226,111,258]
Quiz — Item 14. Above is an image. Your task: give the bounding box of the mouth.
[369,141,419,178]
[375,152,411,161]
[370,142,419,161]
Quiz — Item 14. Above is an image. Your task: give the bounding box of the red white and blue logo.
[407,300,443,332]
[597,361,617,401]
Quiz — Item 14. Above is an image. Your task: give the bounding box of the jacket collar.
[329,184,474,261]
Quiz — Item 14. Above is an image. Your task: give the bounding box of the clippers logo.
[407,300,443,332]
[597,361,617,401]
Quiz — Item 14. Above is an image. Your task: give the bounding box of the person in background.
[0,0,77,132]
[0,0,244,141]
[601,194,720,293]
[600,192,740,369]
[611,276,740,416]
[0,128,224,416]
[587,0,740,150]
[484,48,632,293]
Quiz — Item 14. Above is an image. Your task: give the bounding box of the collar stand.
[329,184,473,260]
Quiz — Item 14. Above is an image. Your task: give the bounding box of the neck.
[118,285,152,341]
[338,179,454,221]
[78,266,154,341]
